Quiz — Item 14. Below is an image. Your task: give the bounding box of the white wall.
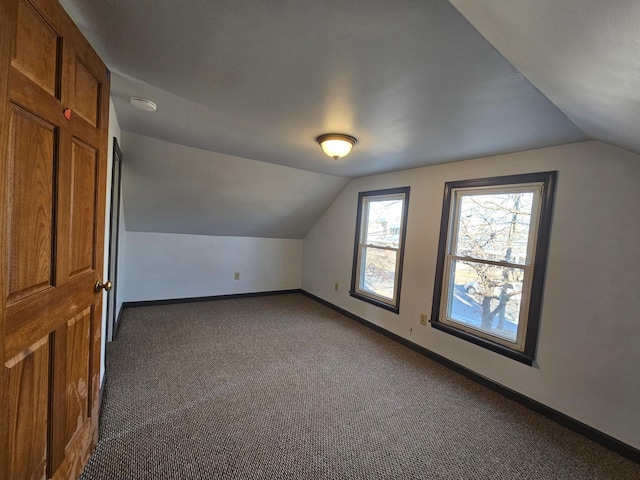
[100,97,121,382]
[302,140,640,449]
[121,232,302,302]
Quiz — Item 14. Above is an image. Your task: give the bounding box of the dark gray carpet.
[80,294,639,479]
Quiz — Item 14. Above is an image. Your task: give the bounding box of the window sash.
[448,184,543,266]
[355,244,401,303]
[440,256,532,350]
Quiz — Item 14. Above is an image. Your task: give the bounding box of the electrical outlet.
[420,313,428,325]
[234,272,240,280]
[334,282,339,291]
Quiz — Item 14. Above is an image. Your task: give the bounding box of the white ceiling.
[449,0,640,157]
[121,131,349,238]
[57,0,639,237]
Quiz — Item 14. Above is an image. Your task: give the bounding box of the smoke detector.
[130,97,157,112]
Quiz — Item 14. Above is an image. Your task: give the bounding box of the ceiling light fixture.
[316,133,357,160]
[130,96,158,112]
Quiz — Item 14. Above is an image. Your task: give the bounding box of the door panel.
[69,139,98,277]
[6,104,56,302]
[4,336,50,480]
[72,58,99,127]
[13,0,61,97]
[1,0,110,478]
[48,308,94,477]
[64,308,91,443]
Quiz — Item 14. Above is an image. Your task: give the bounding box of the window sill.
[430,321,534,365]
[349,291,399,314]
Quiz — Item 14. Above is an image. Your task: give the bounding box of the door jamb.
[106,137,122,341]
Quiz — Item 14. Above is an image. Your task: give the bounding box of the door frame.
[106,136,122,341]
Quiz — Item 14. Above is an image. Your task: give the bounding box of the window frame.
[430,172,557,365]
[350,187,410,313]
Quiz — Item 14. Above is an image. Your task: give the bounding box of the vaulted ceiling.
[59,0,640,238]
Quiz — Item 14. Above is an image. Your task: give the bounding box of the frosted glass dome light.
[316,133,357,160]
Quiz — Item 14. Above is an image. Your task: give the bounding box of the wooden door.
[0,0,110,478]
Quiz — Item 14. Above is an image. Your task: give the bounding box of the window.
[430,172,557,364]
[350,187,410,313]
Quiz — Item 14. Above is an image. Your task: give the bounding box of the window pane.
[365,198,403,248]
[447,259,524,343]
[455,192,534,265]
[361,246,397,300]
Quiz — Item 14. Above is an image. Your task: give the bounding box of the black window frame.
[350,186,410,313]
[430,172,557,365]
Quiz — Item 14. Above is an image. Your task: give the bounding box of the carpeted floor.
[80,294,639,479]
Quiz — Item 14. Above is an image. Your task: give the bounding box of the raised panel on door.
[69,139,98,278]
[12,0,61,98]
[6,104,56,304]
[64,308,91,444]
[48,306,95,479]
[4,336,50,480]
[71,57,99,127]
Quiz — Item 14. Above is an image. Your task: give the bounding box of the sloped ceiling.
[56,0,639,237]
[449,0,640,157]
[121,132,348,238]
